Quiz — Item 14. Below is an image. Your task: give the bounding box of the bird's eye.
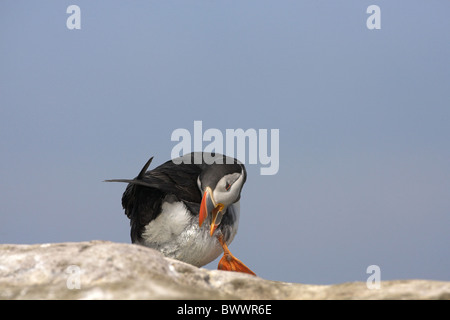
[225,182,231,191]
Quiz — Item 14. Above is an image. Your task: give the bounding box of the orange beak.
[199,187,225,236]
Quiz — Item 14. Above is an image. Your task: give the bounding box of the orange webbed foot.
[217,235,256,276]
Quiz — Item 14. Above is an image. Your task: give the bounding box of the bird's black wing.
[106,156,203,243]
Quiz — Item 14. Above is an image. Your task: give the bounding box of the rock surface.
[1,240,449,300]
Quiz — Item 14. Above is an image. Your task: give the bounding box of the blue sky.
[1,1,449,285]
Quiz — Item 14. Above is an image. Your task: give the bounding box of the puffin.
[105,152,255,275]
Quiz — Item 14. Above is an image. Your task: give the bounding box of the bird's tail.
[104,156,154,186]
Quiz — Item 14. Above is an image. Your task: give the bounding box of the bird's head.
[197,162,246,236]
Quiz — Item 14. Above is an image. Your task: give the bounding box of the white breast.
[138,197,240,267]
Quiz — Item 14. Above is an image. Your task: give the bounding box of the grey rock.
[0,241,449,300]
